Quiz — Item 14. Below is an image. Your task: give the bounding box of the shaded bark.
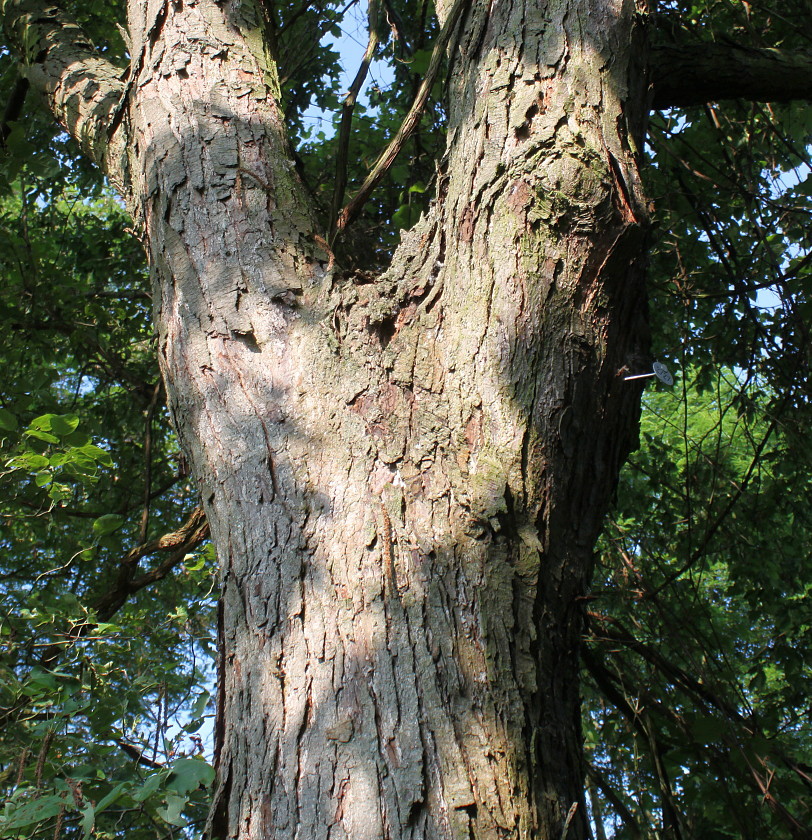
[650,43,812,108]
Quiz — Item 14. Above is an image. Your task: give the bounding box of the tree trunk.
[4,0,651,837]
[139,1,650,838]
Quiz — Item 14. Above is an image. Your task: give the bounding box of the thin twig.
[741,751,811,839]
[586,764,644,840]
[52,804,65,840]
[559,802,578,840]
[583,650,685,837]
[139,382,162,544]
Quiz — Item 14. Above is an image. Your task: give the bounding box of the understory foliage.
[0,0,810,837]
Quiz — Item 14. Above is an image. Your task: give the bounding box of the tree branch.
[586,619,812,837]
[649,410,780,597]
[1,0,128,189]
[585,764,644,840]
[116,738,164,769]
[650,43,812,109]
[93,505,210,622]
[33,506,209,672]
[334,0,470,234]
[582,648,686,837]
[0,507,211,731]
[328,0,381,240]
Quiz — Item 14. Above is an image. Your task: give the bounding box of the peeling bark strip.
[3,0,652,838]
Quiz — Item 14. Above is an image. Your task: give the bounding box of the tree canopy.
[1,0,811,837]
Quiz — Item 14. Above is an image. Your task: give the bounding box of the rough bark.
[3,0,652,838]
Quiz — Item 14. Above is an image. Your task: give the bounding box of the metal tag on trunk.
[652,362,673,386]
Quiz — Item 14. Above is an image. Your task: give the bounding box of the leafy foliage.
[587,374,812,838]
[275,0,446,264]
[581,3,812,836]
[0,102,216,837]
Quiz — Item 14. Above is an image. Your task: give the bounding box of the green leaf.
[94,781,131,815]
[184,552,207,571]
[79,443,113,467]
[92,514,125,536]
[48,482,72,502]
[392,203,422,230]
[9,452,50,470]
[189,690,210,720]
[27,414,81,441]
[132,771,167,803]
[25,428,60,444]
[62,429,91,447]
[49,414,80,436]
[0,407,17,430]
[0,794,66,830]
[29,413,59,432]
[93,622,122,633]
[166,758,215,794]
[80,802,95,839]
[409,48,433,76]
[157,792,188,826]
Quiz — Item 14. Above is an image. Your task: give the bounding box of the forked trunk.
[129,1,649,837]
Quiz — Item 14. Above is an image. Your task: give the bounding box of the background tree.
[0,0,810,839]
